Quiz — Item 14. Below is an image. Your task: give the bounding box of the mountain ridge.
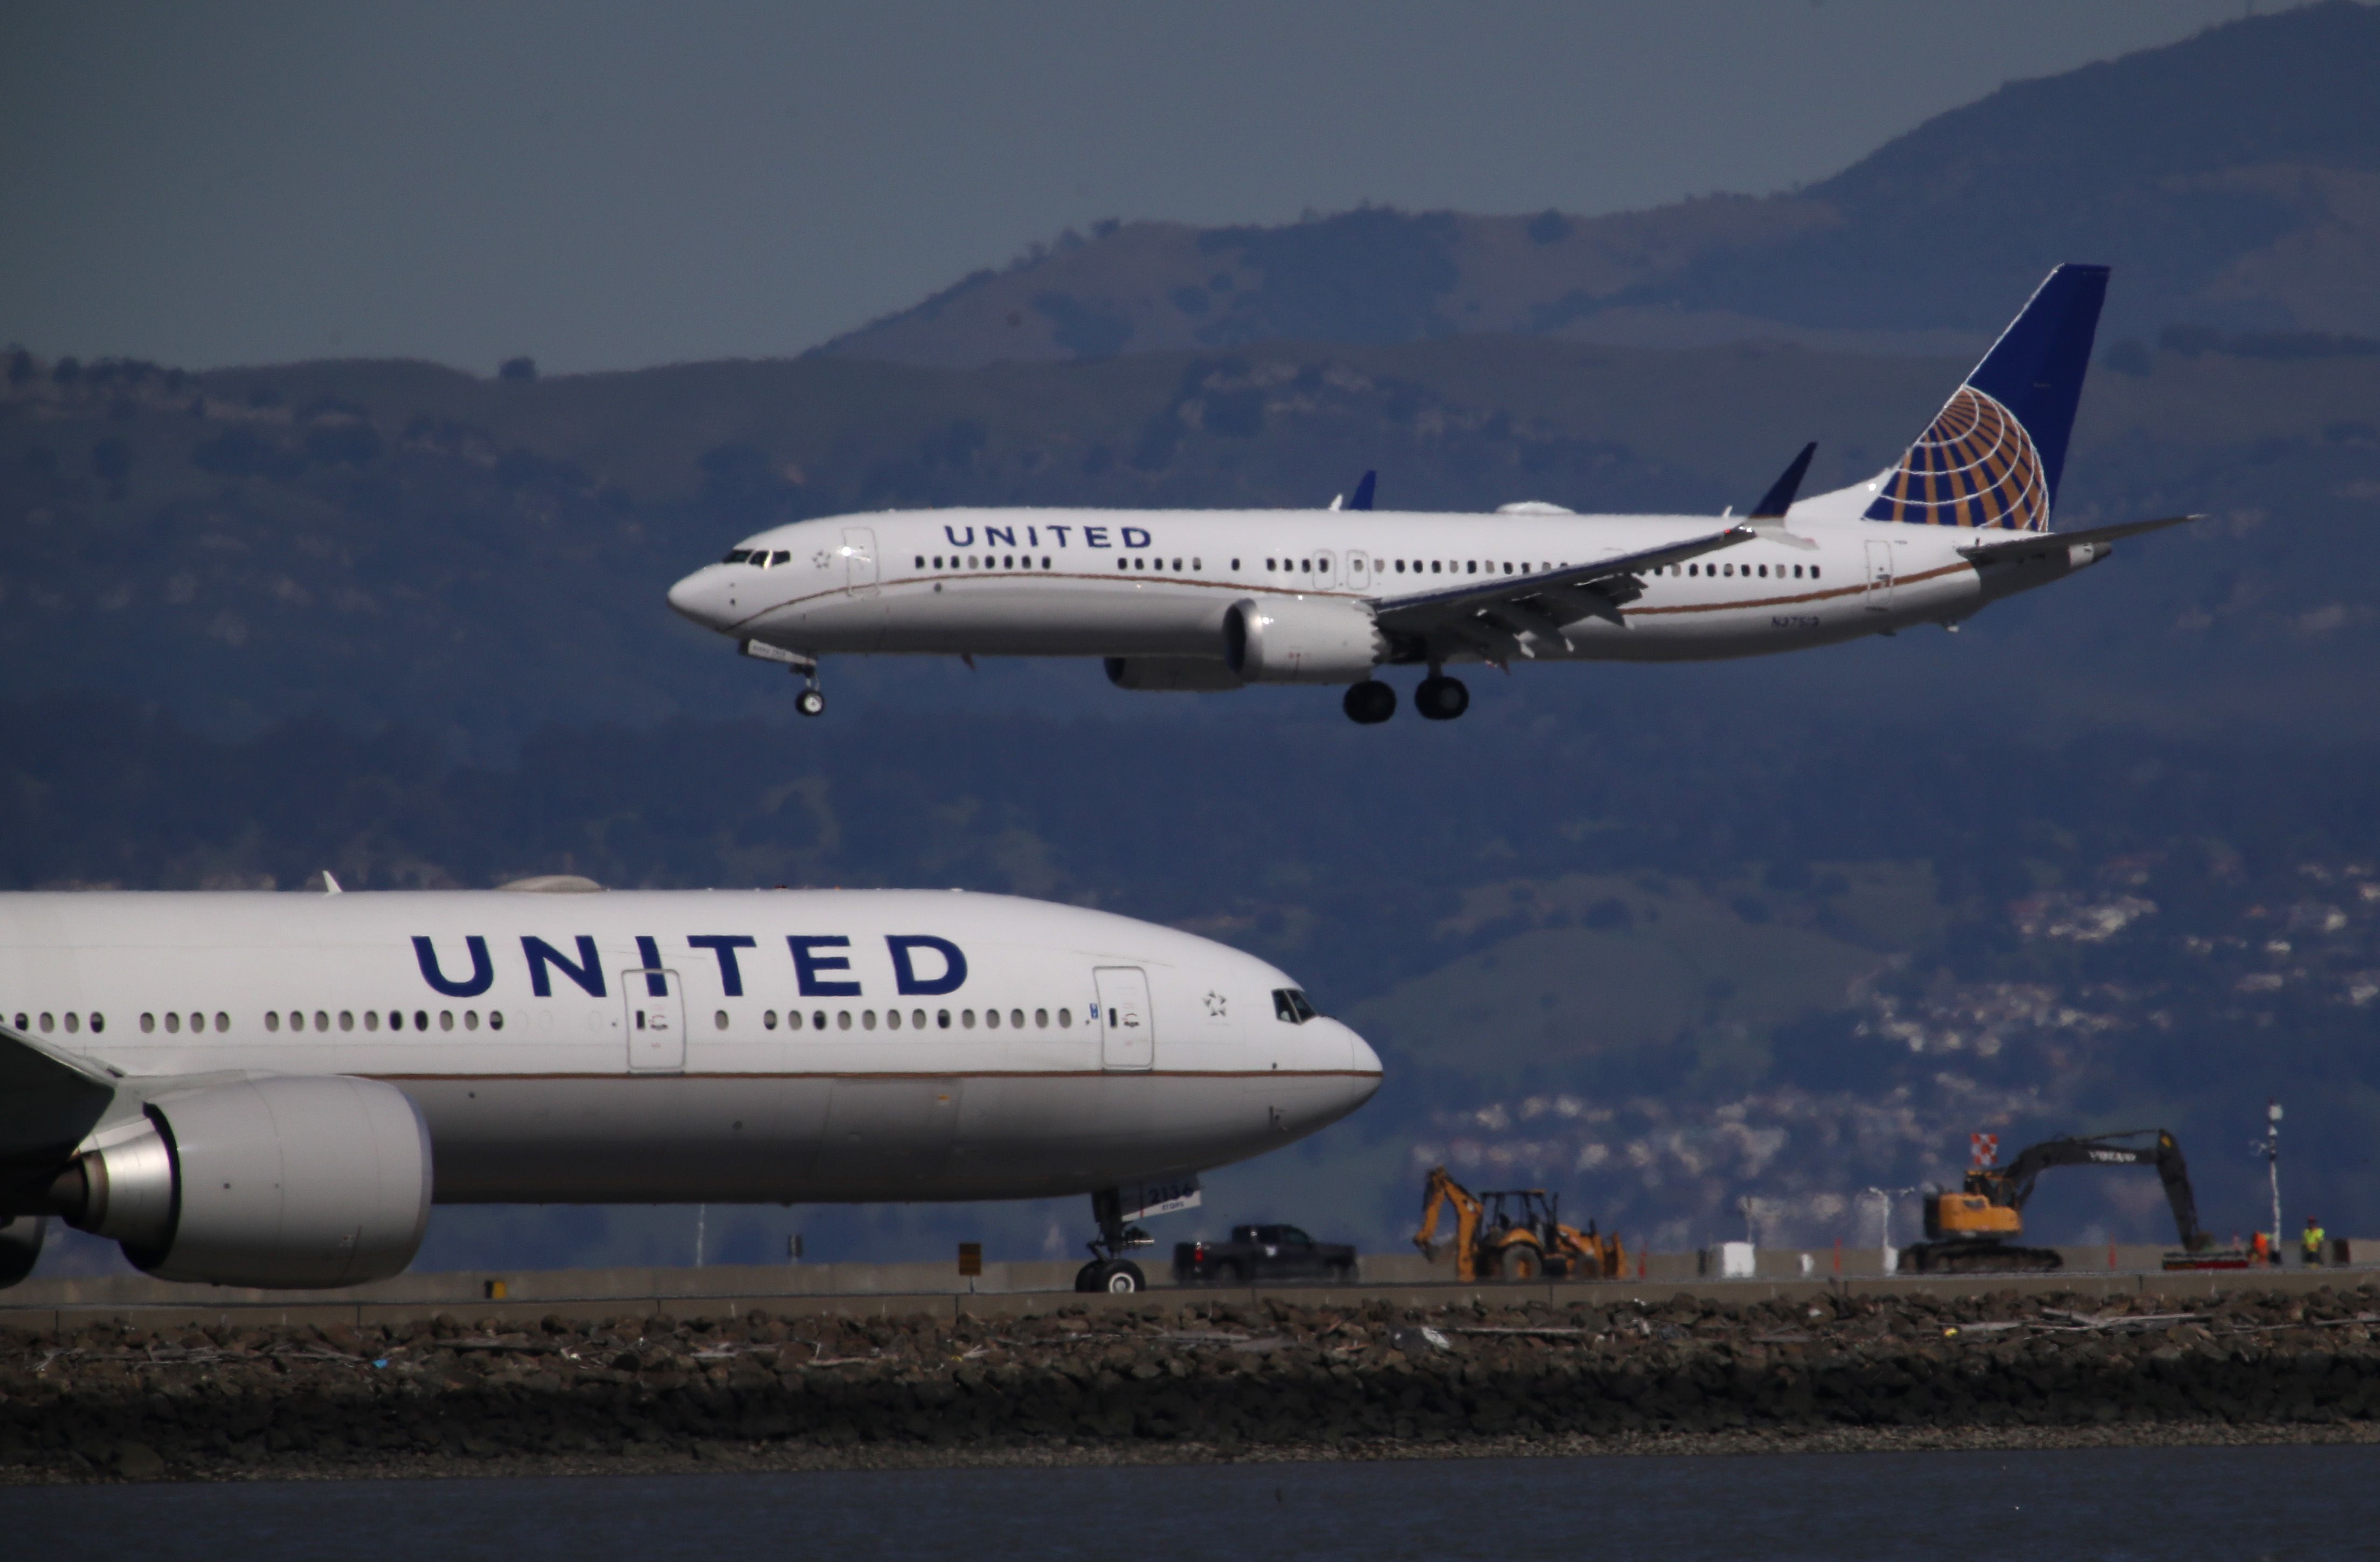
[815,3,2380,368]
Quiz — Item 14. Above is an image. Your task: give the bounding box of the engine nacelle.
[57,1076,431,1289]
[1222,597,1385,684]
[1104,655,1247,692]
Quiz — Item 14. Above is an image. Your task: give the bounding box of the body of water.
[7,1444,2376,1561]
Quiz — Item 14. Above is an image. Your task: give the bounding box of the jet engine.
[1103,656,1247,692]
[50,1076,431,1288]
[1222,598,1385,684]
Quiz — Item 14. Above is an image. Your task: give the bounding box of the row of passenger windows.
[1669,562,1818,579]
[920,554,1058,571]
[260,1008,502,1033]
[13,1011,107,1035]
[745,1006,1071,1031]
[723,549,793,566]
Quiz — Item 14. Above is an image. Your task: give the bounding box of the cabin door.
[1863,541,1897,612]
[1094,966,1154,1072]
[624,968,687,1072]
[842,528,880,597]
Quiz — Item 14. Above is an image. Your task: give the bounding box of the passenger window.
[886,1008,901,1029]
[787,1010,804,1031]
[64,1012,79,1034]
[938,1009,951,1028]
[1503,563,1513,574]
[986,1008,1001,1029]
[837,1010,852,1030]
[716,1010,730,1030]
[267,1011,281,1033]
[314,1010,328,1031]
[489,1011,504,1031]
[412,1010,426,1031]
[1035,1008,1048,1028]
[89,1013,103,1033]
[1758,564,1767,577]
[963,1009,977,1028]
[463,1011,478,1031]
[216,1012,230,1032]
[1120,559,1131,570]
[1041,556,1052,568]
[439,1010,454,1031]
[1230,559,1240,570]
[916,556,926,568]
[340,1011,354,1031]
[141,1012,155,1033]
[364,1011,379,1032]
[1191,558,1201,570]
[1466,561,1476,575]
[1793,564,1803,578]
[1812,566,1821,579]
[165,1012,181,1033]
[912,1009,925,1028]
[1431,561,1442,573]
[1058,1008,1072,1027]
[1004,555,1014,568]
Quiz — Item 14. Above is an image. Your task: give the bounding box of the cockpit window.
[771,550,792,565]
[722,548,753,564]
[1271,988,1318,1024]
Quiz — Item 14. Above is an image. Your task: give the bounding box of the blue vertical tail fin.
[1864,264,2108,533]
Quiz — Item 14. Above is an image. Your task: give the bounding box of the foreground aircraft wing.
[0,1020,121,1162]
[1371,524,1754,648]
[1959,513,2199,564]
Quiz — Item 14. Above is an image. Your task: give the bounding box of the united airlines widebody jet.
[669,265,2194,723]
[0,881,1379,1295]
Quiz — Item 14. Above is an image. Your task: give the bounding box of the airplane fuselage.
[672,503,2105,669]
[0,889,1380,1207]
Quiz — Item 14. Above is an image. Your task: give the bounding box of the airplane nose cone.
[666,570,709,624]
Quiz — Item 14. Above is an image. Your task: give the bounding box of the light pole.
[2261,1101,2282,1260]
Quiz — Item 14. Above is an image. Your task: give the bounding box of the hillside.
[5,329,2377,756]
[816,3,2380,367]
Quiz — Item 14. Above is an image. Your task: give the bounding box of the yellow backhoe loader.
[1413,1165,1625,1282]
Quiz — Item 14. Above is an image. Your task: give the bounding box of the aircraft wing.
[1371,524,1755,647]
[1959,513,2199,563]
[0,1020,121,1162]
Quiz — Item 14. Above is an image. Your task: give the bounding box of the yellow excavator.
[1413,1165,1626,1281]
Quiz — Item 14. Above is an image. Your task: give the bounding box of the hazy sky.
[2,1,2264,373]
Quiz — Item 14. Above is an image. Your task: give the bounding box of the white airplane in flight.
[0,881,1379,1295]
[669,264,2192,723]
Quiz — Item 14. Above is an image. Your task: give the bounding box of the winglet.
[1348,471,1376,512]
[1748,443,1816,521]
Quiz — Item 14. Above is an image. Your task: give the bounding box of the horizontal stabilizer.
[1958,513,2198,563]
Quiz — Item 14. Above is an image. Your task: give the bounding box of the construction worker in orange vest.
[2305,1218,2327,1265]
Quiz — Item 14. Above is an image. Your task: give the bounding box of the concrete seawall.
[6,1248,2371,1334]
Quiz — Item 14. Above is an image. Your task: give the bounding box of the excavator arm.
[1414,1166,1485,1281]
[1989,1129,2210,1252]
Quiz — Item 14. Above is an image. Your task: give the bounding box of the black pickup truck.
[1174,1225,1358,1285]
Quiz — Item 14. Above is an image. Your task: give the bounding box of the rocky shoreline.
[6,1283,2377,1484]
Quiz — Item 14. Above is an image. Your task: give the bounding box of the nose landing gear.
[740,640,826,716]
[1341,679,1396,724]
[1074,1187,1152,1293]
[1415,674,1469,721]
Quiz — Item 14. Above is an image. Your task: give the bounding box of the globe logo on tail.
[1863,385,2049,532]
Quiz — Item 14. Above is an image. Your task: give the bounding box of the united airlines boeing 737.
[668,265,2194,723]
[0,882,1379,1294]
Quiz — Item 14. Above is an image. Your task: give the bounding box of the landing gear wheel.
[1415,675,1469,721]
[1075,1259,1147,1294]
[1341,679,1396,724]
[794,687,826,718]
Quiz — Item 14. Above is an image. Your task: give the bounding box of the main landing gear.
[1414,674,1469,722]
[1074,1187,1152,1293]
[1341,674,1469,724]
